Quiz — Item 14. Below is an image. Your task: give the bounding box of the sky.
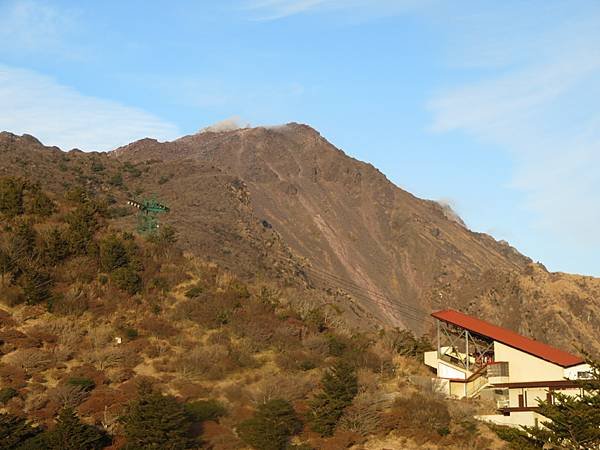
[0,0,599,276]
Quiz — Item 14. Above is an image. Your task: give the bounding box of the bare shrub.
[54,283,90,316]
[245,372,318,405]
[87,323,114,349]
[207,330,231,346]
[83,347,126,370]
[174,344,236,379]
[385,392,451,437]
[5,348,53,374]
[139,316,178,338]
[48,384,89,408]
[339,391,391,436]
[143,339,171,358]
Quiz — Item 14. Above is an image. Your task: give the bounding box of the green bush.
[238,399,302,450]
[111,266,142,294]
[0,412,41,449]
[185,399,227,422]
[0,387,18,404]
[67,377,96,392]
[185,283,204,299]
[125,328,139,340]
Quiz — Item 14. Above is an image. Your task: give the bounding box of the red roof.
[431,309,584,368]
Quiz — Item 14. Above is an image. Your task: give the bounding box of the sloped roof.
[432,309,584,368]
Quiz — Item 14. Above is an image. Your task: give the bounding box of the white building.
[424,309,591,427]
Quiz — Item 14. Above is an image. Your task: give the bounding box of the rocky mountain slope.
[2,126,599,354]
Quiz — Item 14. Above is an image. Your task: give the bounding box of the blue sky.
[1,0,599,276]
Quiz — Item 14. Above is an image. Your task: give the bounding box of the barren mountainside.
[2,125,599,354]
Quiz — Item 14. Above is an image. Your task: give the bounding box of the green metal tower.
[126,196,170,235]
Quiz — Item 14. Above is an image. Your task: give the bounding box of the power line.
[271,249,434,326]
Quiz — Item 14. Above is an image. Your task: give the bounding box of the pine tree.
[41,228,70,266]
[0,246,14,286]
[0,412,41,450]
[24,183,55,217]
[309,359,358,436]
[238,399,302,450]
[0,177,25,218]
[99,234,129,272]
[121,383,194,449]
[11,221,38,260]
[19,265,52,305]
[66,204,99,255]
[43,408,108,450]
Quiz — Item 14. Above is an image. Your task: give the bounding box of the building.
[424,309,592,427]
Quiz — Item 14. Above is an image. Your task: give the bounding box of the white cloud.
[428,6,600,246]
[0,65,180,151]
[243,0,428,20]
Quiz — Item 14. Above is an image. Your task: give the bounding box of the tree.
[65,204,99,255]
[19,266,52,305]
[0,177,25,218]
[496,356,600,449]
[0,246,14,286]
[41,228,70,266]
[43,408,109,450]
[238,399,302,450]
[121,382,195,449]
[11,221,38,260]
[0,412,41,449]
[111,266,142,295]
[24,183,55,217]
[99,234,129,272]
[309,360,358,436]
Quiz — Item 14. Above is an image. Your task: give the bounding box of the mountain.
[2,126,599,354]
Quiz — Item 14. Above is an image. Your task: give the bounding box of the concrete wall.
[476,411,547,428]
[493,342,564,382]
[438,362,466,380]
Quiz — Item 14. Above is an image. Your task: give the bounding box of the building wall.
[493,342,564,382]
[564,363,591,380]
[438,362,467,380]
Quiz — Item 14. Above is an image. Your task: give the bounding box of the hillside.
[109,124,600,354]
[1,128,599,354]
[0,131,508,449]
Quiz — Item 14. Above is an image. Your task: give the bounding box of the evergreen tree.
[43,408,109,450]
[121,383,194,449]
[11,221,38,260]
[41,228,70,266]
[309,360,358,436]
[111,266,142,294]
[0,246,14,286]
[19,266,52,305]
[237,399,302,450]
[99,234,129,272]
[0,412,41,450]
[24,183,55,217]
[65,204,99,255]
[0,177,25,218]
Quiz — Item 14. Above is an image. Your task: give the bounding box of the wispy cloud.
[0,65,180,151]
[428,5,600,247]
[0,0,79,57]
[243,0,427,20]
